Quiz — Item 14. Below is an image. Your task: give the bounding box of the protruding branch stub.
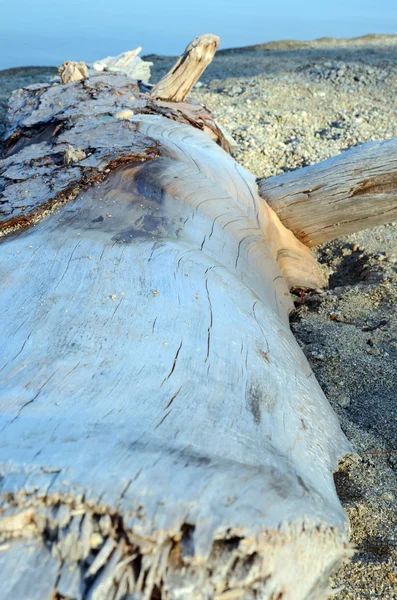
[151,34,220,102]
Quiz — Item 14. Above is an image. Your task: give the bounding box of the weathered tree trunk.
[3,36,395,600]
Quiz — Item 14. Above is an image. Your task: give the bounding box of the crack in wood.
[155,409,172,429]
[164,385,183,410]
[2,369,59,431]
[53,241,82,292]
[205,278,213,363]
[161,341,183,386]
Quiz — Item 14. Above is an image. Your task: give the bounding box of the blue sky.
[1,0,397,69]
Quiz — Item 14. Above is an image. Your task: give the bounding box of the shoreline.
[2,33,397,73]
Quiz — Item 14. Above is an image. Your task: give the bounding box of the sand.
[1,34,396,599]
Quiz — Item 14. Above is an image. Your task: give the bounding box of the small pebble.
[338,394,351,408]
[114,109,134,120]
[380,492,395,502]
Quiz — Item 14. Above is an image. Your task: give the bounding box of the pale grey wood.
[92,47,153,83]
[257,138,397,246]
[0,72,353,599]
[0,540,61,599]
[86,538,117,577]
[57,562,85,600]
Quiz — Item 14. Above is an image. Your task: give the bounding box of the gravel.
[1,34,397,599]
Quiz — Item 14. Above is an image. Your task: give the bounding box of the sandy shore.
[1,35,396,599]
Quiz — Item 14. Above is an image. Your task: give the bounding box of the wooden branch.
[150,34,220,101]
[0,69,352,599]
[257,138,397,247]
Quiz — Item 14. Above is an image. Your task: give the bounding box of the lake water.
[1,0,397,70]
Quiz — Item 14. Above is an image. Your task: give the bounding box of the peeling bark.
[0,74,234,236]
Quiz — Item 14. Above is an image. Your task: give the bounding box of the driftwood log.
[0,36,395,600]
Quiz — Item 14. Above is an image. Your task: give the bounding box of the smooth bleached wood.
[151,34,220,101]
[0,69,352,599]
[92,47,153,83]
[257,138,397,247]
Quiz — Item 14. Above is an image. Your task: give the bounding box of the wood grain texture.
[151,34,220,102]
[257,138,397,246]
[0,72,352,599]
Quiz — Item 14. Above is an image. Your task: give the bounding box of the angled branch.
[257,138,397,247]
[150,34,220,102]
